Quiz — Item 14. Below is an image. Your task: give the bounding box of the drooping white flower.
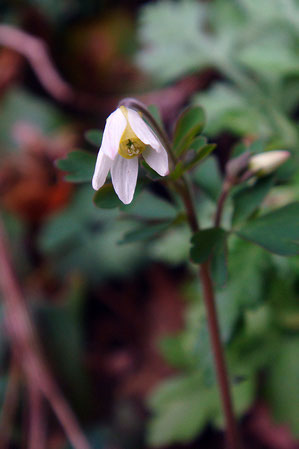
[92,106,169,204]
[249,150,290,175]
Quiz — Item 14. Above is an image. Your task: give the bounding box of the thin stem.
[182,186,241,449]
[118,98,241,448]
[214,180,232,228]
[200,263,241,449]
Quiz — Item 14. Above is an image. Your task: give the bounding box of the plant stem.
[214,180,231,228]
[119,98,241,448]
[200,263,240,449]
[183,185,241,449]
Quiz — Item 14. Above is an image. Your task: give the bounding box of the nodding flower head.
[92,106,169,204]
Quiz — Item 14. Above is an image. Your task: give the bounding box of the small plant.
[58,98,296,449]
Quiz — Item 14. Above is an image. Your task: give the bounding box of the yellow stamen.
[118,106,146,159]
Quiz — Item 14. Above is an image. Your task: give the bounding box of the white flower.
[249,151,290,175]
[92,106,169,204]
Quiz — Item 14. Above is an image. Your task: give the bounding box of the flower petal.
[142,146,169,176]
[127,108,163,152]
[111,154,138,204]
[101,108,127,160]
[92,150,112,190]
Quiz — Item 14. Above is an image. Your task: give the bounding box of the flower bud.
[249,151,290,175]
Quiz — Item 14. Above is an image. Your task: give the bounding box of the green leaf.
[192,156,222,201]
[171,138,215,180]
[236,202,299,256]
[119,222,171,244]
[146,373,217,446]
[57,150,96,183]
[238,33,299,78]
[137,1,208,84]
[183,143,216,172]
[84,129,103,147]
[190,135,207,151]
[173,107,206,155]
[232,176,275,225]
[217,241,270,342]
[190,228,227,264]
[266,337,299,437]
[147,371,254,446]
[169,161,184,181]
[211,237,228,288]
[122,190,177,220]
[93,184,123,209]
[194,83,271,138]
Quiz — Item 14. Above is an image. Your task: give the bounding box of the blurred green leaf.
[194,83,271,138]
[236,202,299,255]
[238,34,299,78]
[173,107,206,155]
[266,337,299,436]
[119,222,171,244]
[84,129,103,147]
[149,226,191,265]
[190,228,227,264]
[147,371,254,446]
[137,0,208,83]
[147,373,216,446]
[211,236,228,288]
[217,240,270,341]
[57,150,96,183]
[36,291,91,413]
[122,190,177,220]
[193,156,222,201]
[232,176,275,225]
[184,144,216,172]
[93,184,123,209]
[38,186,144,282]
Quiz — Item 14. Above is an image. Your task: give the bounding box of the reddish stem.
[200,263,241,449]
[181,180,241,449]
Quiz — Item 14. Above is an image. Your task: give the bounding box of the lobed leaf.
[232,176,275,225]
[236,202,299,256]
[57,150,97,183]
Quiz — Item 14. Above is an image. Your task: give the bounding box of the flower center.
[118,106,146,159]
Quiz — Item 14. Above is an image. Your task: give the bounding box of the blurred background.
[1,1,299,448]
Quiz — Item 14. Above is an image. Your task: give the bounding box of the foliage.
[137,0,299,148]
[1,2,299,449]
